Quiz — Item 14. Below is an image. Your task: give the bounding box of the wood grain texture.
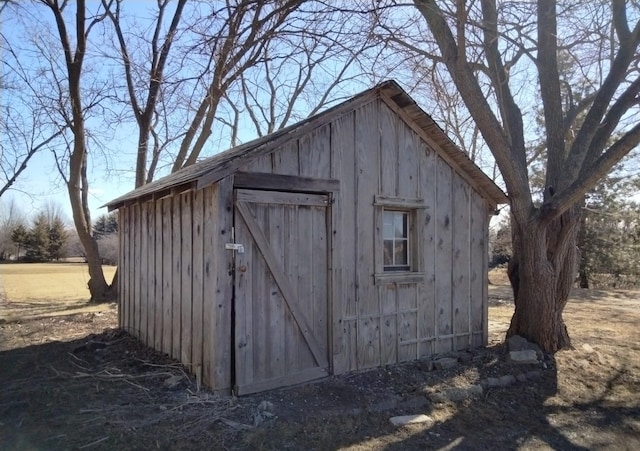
[435,157,454,353]
[355,101,380,369]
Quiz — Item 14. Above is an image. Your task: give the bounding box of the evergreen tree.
[47,217,68,261]
[26,213,50,261]
[10,224,29,259]
[93,213,118,239]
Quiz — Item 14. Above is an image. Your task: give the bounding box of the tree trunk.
[506,206,581,353]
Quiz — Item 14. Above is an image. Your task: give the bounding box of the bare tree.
[39,0,115,302]
[0,198,26,259]
[101,0,188,188]
[394,0,640,351]
[233,3,384,138]
[0,33,68,197]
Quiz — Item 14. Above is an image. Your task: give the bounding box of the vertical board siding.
[471,191,489,347]
[452,175,471,350]
[213,178,233,390]
[299,125,331,179]
[154,201,164,352]
[140,202,148,344]
[418,143,437,357]
[331,112,357,375]
[146,202,156,348]
[116,95,495,394]
[272,141,299,175]
[355,101,381,370]
[133,203,141,337]
[202,185,218,387]
[191,190,204,385]
[180,194,193,367]
[161,198,173,356]
[171,197,181,361]
[379,103,398,194]
[119,208,127,330]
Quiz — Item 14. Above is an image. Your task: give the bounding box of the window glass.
[383,210,410,271]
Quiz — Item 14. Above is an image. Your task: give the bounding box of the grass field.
[0,263,117,321]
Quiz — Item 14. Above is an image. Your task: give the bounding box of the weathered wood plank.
[299,124,331,179]
[191,189,204,385]
[379,102,398,195]
[267,204,286,379]
[470,191,488,347]
[171,197,181,361]
[212,178,233,390]
[202,186,216,387]
[380,284,397,365]
[147,202,156,349]
[236,366,329,396]
[154,200,163,352]
[452,175,471,350]
[357,317,380,370]
[311,204,329,364]
[435,157,454,353]
[119,208,127,330]
[271,140,299,176]
[330,111,357,374]
[252,204,268,382]
[236,189,329,207]
[161,198,173,357]
[398,122,419,198]
[283,205,301,373]
[236,201,328,367]
[181,194,193,367]
[139,202,149,345]
[418,141,437,357]
[355,100,380,369]
[133,203,141,338]
[234,172,339,193]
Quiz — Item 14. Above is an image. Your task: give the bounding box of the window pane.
[383,211,394,239]
[394,212,407,238]
[384,240,394,266]
[395,241,408,265]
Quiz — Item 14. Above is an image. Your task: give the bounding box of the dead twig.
[78,436,109,449]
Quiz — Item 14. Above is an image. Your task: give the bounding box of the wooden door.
[233,189,330,394]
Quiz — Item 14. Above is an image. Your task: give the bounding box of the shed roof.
[106,80,508,211]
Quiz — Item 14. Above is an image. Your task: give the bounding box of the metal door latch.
[225,243,245,253]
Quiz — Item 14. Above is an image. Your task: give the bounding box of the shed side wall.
[118,183,233,392]
[236,97,491,374]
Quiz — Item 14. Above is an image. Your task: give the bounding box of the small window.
[383,210,410,272]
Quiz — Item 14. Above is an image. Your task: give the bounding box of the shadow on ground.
[2,325,638,450]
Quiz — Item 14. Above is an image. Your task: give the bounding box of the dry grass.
[0,263,117,322]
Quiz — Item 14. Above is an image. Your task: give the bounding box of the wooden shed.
[106,80,507,395]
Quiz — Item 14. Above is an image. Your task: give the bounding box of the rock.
[499,375,516,387]
[509,350,539,364]
[515,373,527,382]
[254,400,276,426]
[507,335,530,352]
[576,359,590,369]
[582,343,594,353]
[390,414,434,427]
[434,357,458,370]
[418,360,434,372]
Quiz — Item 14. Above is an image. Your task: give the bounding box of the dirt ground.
[1,272,639,450]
